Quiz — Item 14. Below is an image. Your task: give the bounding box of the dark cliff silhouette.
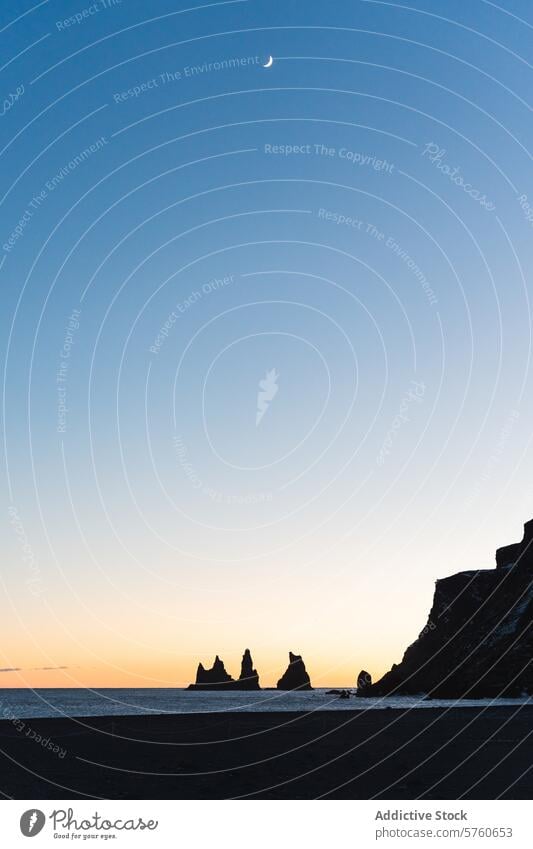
[277,651,312,690]
[359,520,533,698]
[188,650,260,690]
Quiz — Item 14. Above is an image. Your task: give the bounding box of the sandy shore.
[0,706,531,799]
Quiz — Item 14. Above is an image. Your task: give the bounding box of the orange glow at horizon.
[0,652,396,690]
[2,510,517,692]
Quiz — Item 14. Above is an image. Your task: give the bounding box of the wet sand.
[0,706,531,799]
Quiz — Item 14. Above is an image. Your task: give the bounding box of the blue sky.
[1,0,533,686]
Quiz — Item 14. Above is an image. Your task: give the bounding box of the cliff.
[360,520,533,698]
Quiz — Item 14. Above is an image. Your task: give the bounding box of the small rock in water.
[356,670,372,696]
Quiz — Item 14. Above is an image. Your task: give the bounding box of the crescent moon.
[263,56,273,68]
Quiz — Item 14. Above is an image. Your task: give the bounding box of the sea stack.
[188,650,262,690]
[238,648,260,690]
[359,519,533,699]
[188,655,235,690]
[277,651,312,690]
[356,670,372,695]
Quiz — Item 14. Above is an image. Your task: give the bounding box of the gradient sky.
[1,0,533,688]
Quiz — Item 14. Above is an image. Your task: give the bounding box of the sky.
[1,0,533,689]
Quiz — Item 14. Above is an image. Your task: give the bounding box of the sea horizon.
[0,687,530,721]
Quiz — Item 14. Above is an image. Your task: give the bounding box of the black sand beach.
[0,706,531,799]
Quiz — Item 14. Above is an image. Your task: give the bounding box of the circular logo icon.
[20,810,46,837]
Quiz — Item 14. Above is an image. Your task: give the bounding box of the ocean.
[0,688,529,720]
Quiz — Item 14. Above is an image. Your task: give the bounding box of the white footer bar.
[1,799,531,847]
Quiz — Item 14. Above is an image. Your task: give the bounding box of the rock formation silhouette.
[277,651,312,690]
[238,648,260,689]
[356,670,372,694]
[188,650,261,690]
[188,655,235,690]
[359,520,533,698]
[496,519,533,569]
